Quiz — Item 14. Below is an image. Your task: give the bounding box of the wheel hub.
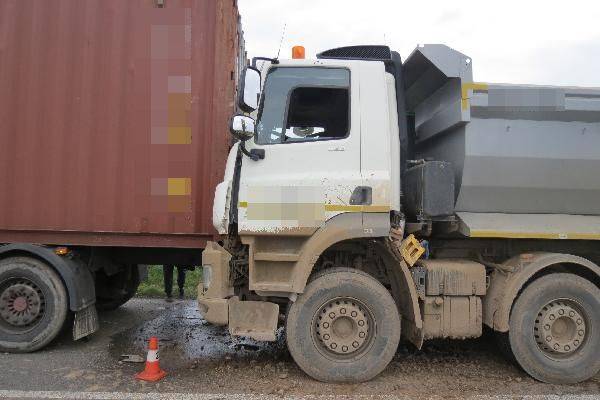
[13,296,28,312]
[315,299,370,355]
[534,300,586,355]
[0,280,44,327]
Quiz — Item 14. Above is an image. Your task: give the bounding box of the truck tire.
[286,268,400,382]
[494,331,517,364]
[509,273,600,384]
[95,266,140,311]
[0,257,68,352]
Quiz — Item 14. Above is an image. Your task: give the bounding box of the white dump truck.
[199,44,600,384]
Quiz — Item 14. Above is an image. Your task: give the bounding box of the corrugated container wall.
[0,0,243,248]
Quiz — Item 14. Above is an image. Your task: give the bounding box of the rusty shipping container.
[0,0,244,248]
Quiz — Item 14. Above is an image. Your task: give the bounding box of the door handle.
[349,186,372,205]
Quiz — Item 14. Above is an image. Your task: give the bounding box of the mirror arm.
[240,141,264,161]
[251,57,279,68]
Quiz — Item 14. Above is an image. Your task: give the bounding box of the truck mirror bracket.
[249,149,265,160]
[240,141,265,161]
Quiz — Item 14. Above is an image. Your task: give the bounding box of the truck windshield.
[256,67,350,145]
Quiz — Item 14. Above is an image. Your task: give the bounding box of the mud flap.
[228,297,279,341]
[73,304,99,340]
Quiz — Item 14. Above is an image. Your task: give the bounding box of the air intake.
[317,45,392,61]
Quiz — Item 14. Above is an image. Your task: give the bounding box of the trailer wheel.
[509,273,600,384]
[0,257,68,352]
[95,266,140,311]
[286,268,400,382]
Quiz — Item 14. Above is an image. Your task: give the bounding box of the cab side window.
[255,67,350,145]
[284,87,349,142]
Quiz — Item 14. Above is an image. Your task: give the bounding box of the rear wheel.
[0,257,68,352]
[286,268,400,382]
[509,273,600,384]
[95,266,140,311]
[494,331,516,364]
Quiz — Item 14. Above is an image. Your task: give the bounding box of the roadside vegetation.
[136,265,202,299]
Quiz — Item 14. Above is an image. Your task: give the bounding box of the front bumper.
[198,241,233,325]
[199,241,279,341]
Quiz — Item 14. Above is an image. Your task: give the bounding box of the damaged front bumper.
[198,241,279,341]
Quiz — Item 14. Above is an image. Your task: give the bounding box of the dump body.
[403,45,600,218]
[0,0,243,248]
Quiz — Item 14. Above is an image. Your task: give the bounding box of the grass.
[136,265,202,299]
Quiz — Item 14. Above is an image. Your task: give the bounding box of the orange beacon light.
[292,46,305,59]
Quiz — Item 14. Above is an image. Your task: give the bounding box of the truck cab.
[214,48,402,239]
[201,44,600,384]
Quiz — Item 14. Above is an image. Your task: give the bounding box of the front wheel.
[0,257,68,352]
[286,268,400,382]
[509,273,600,384]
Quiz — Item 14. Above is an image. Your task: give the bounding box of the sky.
[238,0,600,87]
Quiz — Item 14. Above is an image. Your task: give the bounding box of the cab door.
[237,64,362,235]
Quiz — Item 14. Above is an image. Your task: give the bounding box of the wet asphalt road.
[0,298,598,399]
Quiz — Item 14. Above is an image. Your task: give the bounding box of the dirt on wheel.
[0,299,597,398]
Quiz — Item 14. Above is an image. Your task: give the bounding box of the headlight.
[202,265,213,289]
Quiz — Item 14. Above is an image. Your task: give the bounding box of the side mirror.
[229,114,255,141]
[238,67,261,112]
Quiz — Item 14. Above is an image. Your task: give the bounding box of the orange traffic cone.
[135,337,167,382]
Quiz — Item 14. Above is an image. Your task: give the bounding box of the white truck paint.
[202,44,600,385]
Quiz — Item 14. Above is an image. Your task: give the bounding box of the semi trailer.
[0,0,243,352]
[199,44,600,384]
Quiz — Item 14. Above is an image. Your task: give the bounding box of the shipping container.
[0,0,243,249]
[0,0,245,352]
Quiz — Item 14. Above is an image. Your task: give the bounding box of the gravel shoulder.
[0,298,598,399]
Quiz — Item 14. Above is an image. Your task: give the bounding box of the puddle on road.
[109,300,287,369]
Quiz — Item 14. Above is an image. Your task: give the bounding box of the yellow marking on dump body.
[461,82,489,110]
[238,202,389,213]
[470,230,600,240]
